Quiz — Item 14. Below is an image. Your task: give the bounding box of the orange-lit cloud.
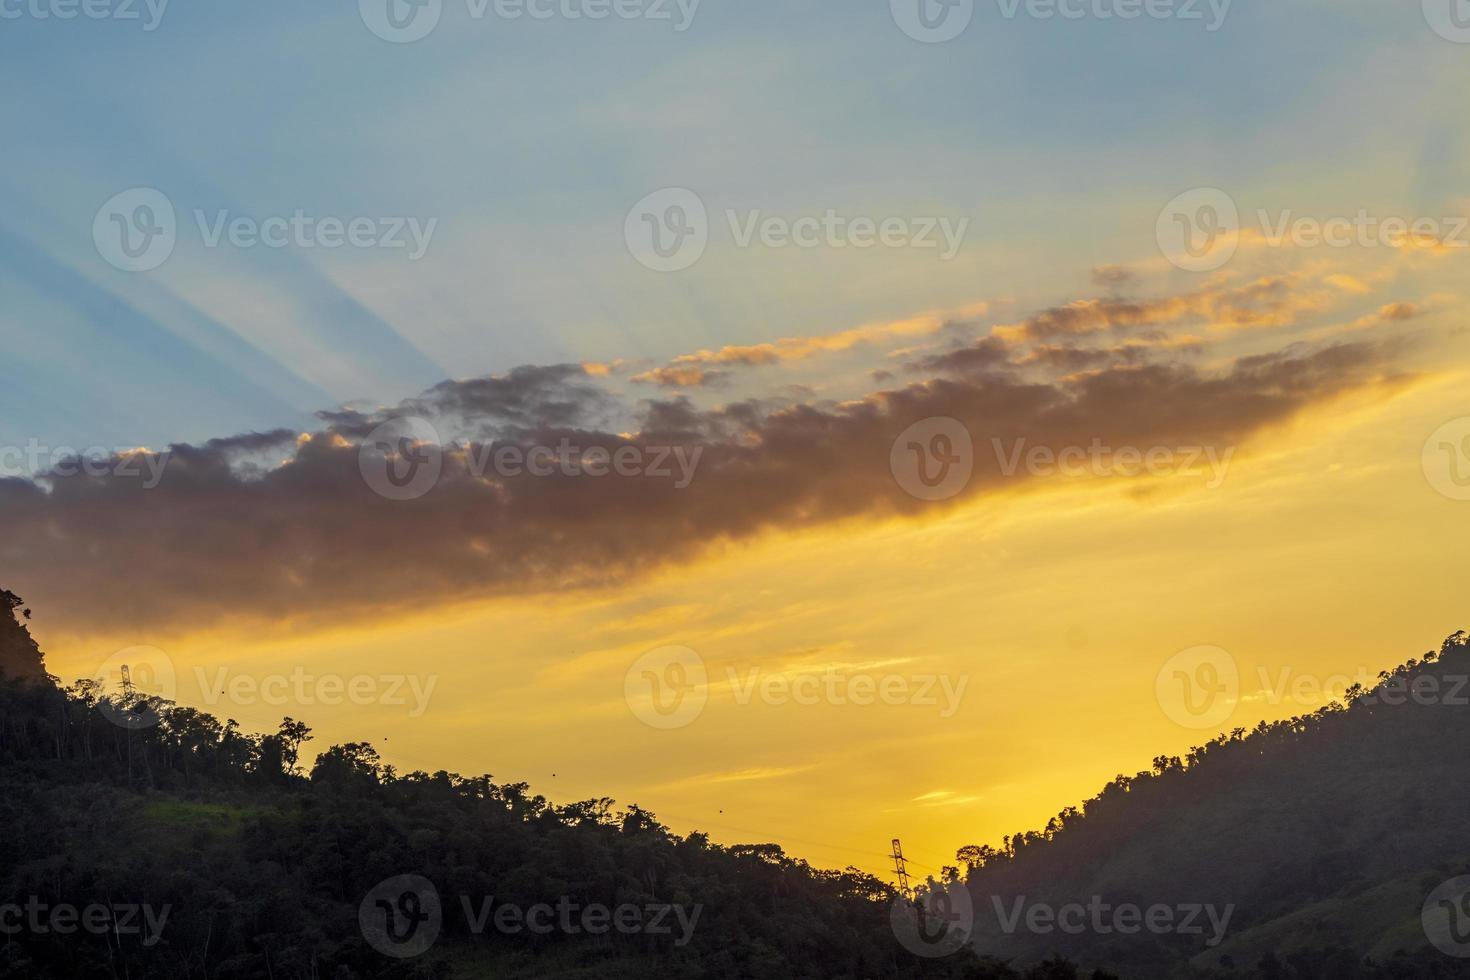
[989,276,1327,345]
[630,305,991,388]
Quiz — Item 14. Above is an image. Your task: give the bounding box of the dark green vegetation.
[0,590,1070,980]
[0,590,45,682]
[5,586,1470,978]
[953,631,1470,979]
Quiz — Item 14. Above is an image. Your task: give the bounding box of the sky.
[2,0,1469,881]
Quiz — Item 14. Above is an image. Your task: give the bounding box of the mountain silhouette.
[3,585,1468,978]
[0,586,1014,980]
[0,589,46,681]
[950,630,1470,977]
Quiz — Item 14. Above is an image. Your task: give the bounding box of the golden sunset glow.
[33,246,1469,882]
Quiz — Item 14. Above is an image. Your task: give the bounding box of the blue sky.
[1,0,1464,452]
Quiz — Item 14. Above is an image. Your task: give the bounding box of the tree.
[277,717,313,777]
[309,741,382,789]
[0,589,46,680]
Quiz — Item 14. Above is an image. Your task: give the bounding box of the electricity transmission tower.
[891,838,913,899]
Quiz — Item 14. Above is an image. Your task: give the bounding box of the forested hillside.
[0,589,45,682]
[0,589,1043,980]
[8,587,1470,978]
[952,631,1470,978]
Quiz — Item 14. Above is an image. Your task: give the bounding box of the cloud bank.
[0,274,1420,635]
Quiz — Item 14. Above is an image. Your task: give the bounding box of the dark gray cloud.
[1091,265,1138,293]
[0,339,1410,637]
[0,278,1417,636]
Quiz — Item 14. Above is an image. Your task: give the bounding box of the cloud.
[910,790,983,808]
[1324,274,1373,295]
[1091,265,1138,292]
[914,329,1204,379]
[991,276,1322,344]
[629,305,991,387]
[1377,302,1422,322]
[906,336,1012,376]
[630,365,730,389]
[658,766,817,789]
[0,282,1418,638]
[412,364,616,435]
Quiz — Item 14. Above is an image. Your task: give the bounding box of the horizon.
[4,0,1470,943]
